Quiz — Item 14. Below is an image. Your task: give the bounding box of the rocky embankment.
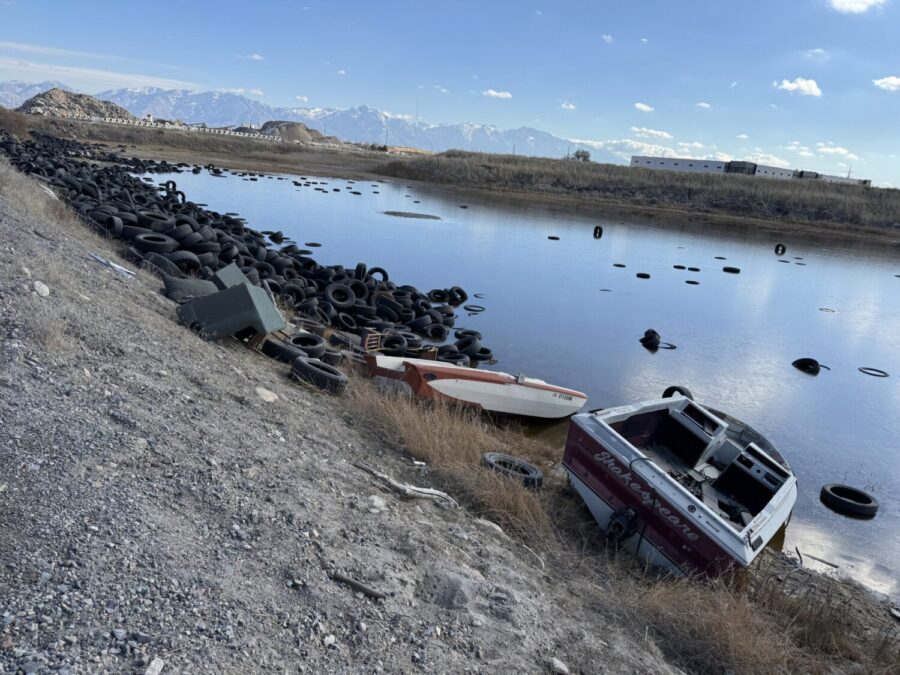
[16,88,136,121]
[0,156,675,672]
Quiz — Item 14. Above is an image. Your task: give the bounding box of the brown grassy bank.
[346,376,900,675]
[380,150,900,237]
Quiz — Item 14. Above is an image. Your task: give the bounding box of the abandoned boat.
[563,391,796,577]
[365,353,588,419]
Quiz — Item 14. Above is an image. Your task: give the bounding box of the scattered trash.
[775,243,787,255]
[177,281,285,342]
[329,570,385,600]
[639,329,660,350]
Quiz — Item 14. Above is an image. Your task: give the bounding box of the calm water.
[147,170,900,594]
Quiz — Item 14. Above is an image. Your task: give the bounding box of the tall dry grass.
[345,376,899,674]
[381,150,900,231]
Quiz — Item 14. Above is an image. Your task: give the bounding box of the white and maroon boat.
[365,354,588,419]
[563,391,796,577]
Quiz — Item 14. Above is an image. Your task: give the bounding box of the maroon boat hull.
[563,422,741,577]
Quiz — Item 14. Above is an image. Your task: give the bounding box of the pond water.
[146,169,900,595]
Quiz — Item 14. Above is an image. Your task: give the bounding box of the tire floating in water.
[722,266,741,274]
[775,243,786,255]
[481,452,543,490]
[714,256,727,260]
[792,358,822,375]
[636,272,651,279]
[673,265,686,270]
[593,225,603,239]
[685,280,700,285]
[820,484,878,518]
[463,304,486,313]
[305,242,322,247]
[613,263,626,268]
[819,307,836,313]
[858,367,889,378]
[688,266,701,272]
[548,235,560,240]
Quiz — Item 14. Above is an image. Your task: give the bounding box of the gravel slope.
[0,183,676,674]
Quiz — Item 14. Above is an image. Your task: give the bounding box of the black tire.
[368,266,389,282]
[289,333,327,359]
[820,484,878,518]
[406,313,433,331]
[858,367,889,378]
[381,334,408,355]
[134,232,179,254]
[792,358,821,375]
[470,347,493,361]
[321,349,344,366]
[455,329,482,341]
[261,338,306,364]
[428,289,450,303]
[324,283,356,309]
[593,225,603,239]
[463,304,485,313]
[290,357,348,395]
[456,335,482,356]
[165,250,201,274]
[723,266,741,274]
[424,323,449,341]
[775,244,786,256]
[168,223,194,241]
[336,312,357,332]
[662,385,693,400]
[481,453,543,490]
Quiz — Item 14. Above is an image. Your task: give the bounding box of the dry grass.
[381,150,900,232]
[345,376,899,675]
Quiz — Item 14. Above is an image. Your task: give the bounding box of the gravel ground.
[0,188,677,674]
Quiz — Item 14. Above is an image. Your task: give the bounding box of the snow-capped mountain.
[5,81,620,161]
[95,87,278,126]
[0,80,71,109]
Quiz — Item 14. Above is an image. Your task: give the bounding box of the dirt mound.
[16,87,136,120]
[259,120,341,144]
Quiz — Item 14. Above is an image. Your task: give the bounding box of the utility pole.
[385,126,389,147]
[847,165,852,179]
[512,144,516,156]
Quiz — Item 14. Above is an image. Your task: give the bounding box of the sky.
[1,0,899,184]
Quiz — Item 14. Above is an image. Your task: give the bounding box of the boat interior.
[608,401,791,530]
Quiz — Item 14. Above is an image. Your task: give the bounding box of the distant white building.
[630,155,871,187]
[630,156,725,174]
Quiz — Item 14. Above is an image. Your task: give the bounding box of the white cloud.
[798,150,815,157]
[248,88,263,96]
[873,76,900,91]
[482,88,512,99]
[561,101,576,110]
[817,144,859,160]
[295,95,309,103]
[736,133,749,140]
[602,34,613,43]
[0,57,201,91]
[226,88,246,95]
[745,152,791,168]
[238,53,264,61]
[631,126,672,139]
[337,69,346,75]
[829,0,885,13]
[0,40,188,72]
[433,85,449,93]
[774,77,822,96]
[535,9,543,15]
[634,102,654,112]
[640,37,648,44]
[678,141,706,149]
[729,81,738,88]
[806,48,829,60]
[695,101,711,109]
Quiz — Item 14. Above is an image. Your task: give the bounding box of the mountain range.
[1,80,631,162]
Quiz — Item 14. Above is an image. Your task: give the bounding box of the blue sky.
[2,0,898,184]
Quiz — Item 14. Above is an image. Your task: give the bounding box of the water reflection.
[145,169,899,594]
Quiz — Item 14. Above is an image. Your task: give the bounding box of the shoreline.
[1,129,897,672]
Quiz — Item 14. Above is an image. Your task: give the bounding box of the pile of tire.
[0,130,495,364]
